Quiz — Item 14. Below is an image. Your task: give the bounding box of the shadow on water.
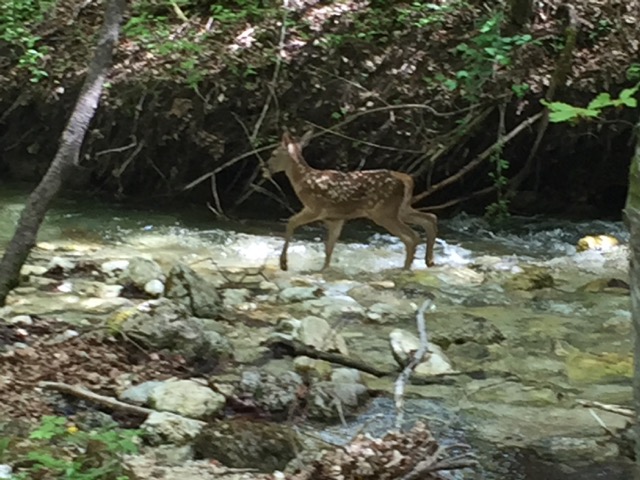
[487,449,635,480]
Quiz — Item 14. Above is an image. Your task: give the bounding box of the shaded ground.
[0,0,637,216]
[0,316,189,420]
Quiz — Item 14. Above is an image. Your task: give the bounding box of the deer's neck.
[285,155,314,186]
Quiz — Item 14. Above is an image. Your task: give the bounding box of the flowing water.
[0,184,634,479]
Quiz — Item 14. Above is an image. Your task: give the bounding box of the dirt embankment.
[0,0,638,218]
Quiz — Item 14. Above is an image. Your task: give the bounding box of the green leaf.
[548,109,579,123]
[620,88,635,100]
[443,79,458,90]
[587,92,612,110]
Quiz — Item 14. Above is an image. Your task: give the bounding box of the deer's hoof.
[280,259,288,271]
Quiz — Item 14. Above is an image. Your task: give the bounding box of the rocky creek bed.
[0,191,635,479]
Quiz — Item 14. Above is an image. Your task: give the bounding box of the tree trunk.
[626,116,640,474]
[0,0,126,305]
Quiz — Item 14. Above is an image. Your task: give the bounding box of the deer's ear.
[281,131,293,146]
[299,128,314,148]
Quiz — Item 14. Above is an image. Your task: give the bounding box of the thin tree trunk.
[626,116,640,475]
[0,0,126,305]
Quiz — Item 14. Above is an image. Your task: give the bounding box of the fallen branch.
[576,399,634,418]
[265,338,391,377]
[394,299,433,429]
[38,381,155,417]
[412,110,544,204]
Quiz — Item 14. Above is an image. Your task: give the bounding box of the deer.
[264,130,438,271]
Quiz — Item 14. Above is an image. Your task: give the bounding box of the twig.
[412,111,543,204]
[576,399,634,418]
[169,0,189,23]
[304,120,424,154]
[394,299,434,430]
[95,139,137,157]
[183,101,505,193]
[264,338,391,377]
[209,173,226,218]
[250,1,289,143]
[38,381,155,417]
[508,4,579,194]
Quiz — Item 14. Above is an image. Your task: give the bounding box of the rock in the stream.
[144,279,165,297]
[100,259,129,274]
[141,411,206,445]
[576,234,620,252]
[46,256,76,274]
[236,369,303,413]
[277,286,323,303]
[6,315,33,326]
[432,314,505,348]
[306,368,368,421]
[389,329,455,375]
[578,277,629,294]
[270,316,349,355]
[365,301,416,323]
[149,379,226,419]
[165,263,222,318]
[193,419,300,471]
[504,266,555,291]
[119,257,164,291]
[118,298,232,362]
[299,295,366,321]
[119,380,164,405]
[222,288,251,309]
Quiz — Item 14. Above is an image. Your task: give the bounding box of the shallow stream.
[0,184,634,479]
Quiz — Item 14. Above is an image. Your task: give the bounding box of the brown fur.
[266,132,438,271]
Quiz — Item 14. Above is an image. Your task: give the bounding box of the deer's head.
[264,130,313,177]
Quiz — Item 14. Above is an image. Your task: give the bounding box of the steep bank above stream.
[0,0,638,218]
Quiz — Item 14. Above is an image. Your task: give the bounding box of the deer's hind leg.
[322,219,345,270]
[281,208,322,271]
[371,215,420,270]
[402,209,438,267]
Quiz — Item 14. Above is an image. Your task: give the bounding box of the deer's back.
[293,168,413,217]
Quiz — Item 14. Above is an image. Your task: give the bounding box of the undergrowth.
[0,415,140,479]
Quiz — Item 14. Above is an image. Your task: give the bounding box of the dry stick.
[39,381,156,417]
[265,338,391,377]
[308,65,392,107]
[411,111,544,205]
[169,0,189,22]
[250,1,288,143]
[182,102,505,193]
[407,106,494,179]
[228,1,289,210]
[508,5,579,195]
[394,299,434,431]
[576,399,634,418]
[207,172,226,218]
[304,120,424,154]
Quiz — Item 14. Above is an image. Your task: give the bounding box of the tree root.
[38,381,155,417]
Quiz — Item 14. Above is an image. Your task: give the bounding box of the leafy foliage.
[542,83,639,123]
[450,12,533,97]
[0,0,54,82]
[1,415,140,480]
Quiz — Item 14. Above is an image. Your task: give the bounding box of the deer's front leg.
[281,208,322,271]
[322,219,345,270]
